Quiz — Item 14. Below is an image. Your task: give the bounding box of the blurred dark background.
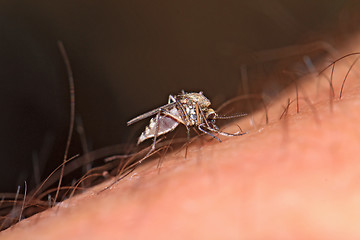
[0,0,359,192]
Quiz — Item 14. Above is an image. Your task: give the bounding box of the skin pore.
[2,36,360,239]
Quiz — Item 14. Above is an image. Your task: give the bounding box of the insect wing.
[127,101,177,126]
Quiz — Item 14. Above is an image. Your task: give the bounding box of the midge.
[127,91,247,154]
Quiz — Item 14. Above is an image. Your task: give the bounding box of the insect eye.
[206,111,217,119]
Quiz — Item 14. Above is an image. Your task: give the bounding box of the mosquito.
[127,91,247,158]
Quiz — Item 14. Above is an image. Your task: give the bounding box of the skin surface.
[2,36,360,239]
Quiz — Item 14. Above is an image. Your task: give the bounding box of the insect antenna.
[216,94,269,124]
[215,113,247,119]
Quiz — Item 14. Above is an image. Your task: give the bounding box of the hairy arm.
[3,37,360,239]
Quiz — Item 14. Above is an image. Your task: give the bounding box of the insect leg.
[163,105,191,141]
[141,110,162,161]
[207,123,247,137]
[175,99,191,125]
[197,103,211,128]
[168,94,176,104]
[175,98,193,140]
[162,110,186,125]
[141,107,186,161]
[198,123,222,142]
[195,102,201,125]
[170,97,191,140]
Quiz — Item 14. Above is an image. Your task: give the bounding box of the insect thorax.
[176,92,214,126]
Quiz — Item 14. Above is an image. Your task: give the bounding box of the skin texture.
[2,37,360,239]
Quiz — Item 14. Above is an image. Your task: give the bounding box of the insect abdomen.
[137,107,180,144]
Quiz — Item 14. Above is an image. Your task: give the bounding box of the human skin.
[2,36,360,239]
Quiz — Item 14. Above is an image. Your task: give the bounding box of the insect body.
[127,91,246,155]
